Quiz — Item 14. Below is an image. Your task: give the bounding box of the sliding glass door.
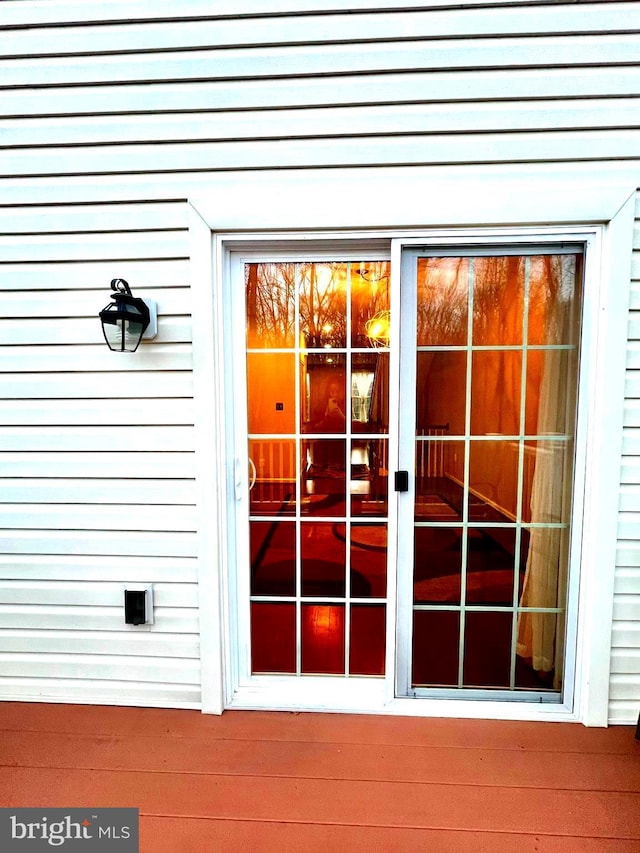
[232,243,583,705]
[397,248,582,700]
[244,260,391,679]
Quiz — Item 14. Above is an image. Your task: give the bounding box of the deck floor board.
[0,702,638,851]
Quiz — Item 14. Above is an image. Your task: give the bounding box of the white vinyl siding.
[0,0,638,718]
[611,194,640,723]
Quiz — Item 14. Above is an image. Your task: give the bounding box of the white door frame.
[189,177,636,724]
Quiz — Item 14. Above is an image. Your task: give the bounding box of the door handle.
[394,471,409,492]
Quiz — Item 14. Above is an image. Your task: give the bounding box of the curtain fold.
[517,256,578,689]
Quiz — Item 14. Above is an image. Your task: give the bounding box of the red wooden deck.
[0,701,638,852]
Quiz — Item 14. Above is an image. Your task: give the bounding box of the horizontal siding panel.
[625,343,640,369]
[616,511,640,539]
[1,163,635,209]
[0,260,188,291]
[2,289,189,318]
[0,554,198,582]
[0,202,188,233]
[4,99,638,149]
[0,580,198,604]
[618,458,640,485]
[627,313,640,341]
[631,251,640,281]
[0,450,196,476]
[0,480,195,505]
[618,484,640,511]
[616,540,640,566]
[0,629,199,658]
[4,35,640,88]
[608,700,639,724]
[0,0,607,27]
[608,674,640,701]
[612,594,640,622]
[0,317,191,345]
[3,130,640,176]
[611,620,640,648]
[0,605,199,632]
[0,345,193,372]
[629,284,640,312]
[0,504,197,532]
[621,429,640,456]
[0,678,200,708]
[4,69,640,119]
[2,4,637,56]
[0,425,195,451]
[610,647,640,674]
[0,373,192,399]
[0,581,198,608]
[0,529,197,557]
[614,567,640,595]
[0,653,200,684]
[622,400,640,428]
[624,371,640,399]
[0,399,195,426]
[0,232,187,261]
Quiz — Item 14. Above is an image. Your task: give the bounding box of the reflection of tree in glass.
[246,263,296,348]
[417,258,468,346]
[299,263,348,349]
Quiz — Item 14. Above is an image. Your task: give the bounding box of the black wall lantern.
[99,278,157,352]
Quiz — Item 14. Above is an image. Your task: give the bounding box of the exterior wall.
[0,0,638,719]
[612,193,640,723]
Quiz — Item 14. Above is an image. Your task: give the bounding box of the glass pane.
[299,263,347,349]
[412,610,460,686]
[415,439,464,522]
[468,439,518,522]
[472,256,524,346]
[417,257,469,346]
[516,610,564,690]
[251,602,296,673]
[352,438,388,517]
[466,528,517,606]
[303,354,347,434]
[246,262,295,349]
[351,261,390,348]
[522,441,573,524]
[463,611,513,688]
[248,438,296,516]
[416,351,466,435]
[353,352,389,432]
[302,604,345,674]
[247,353,296,434]
[525,348,578,436]
[414,527,462,604]
[350,605,386,675]
[301,522,345,597]
[350,522,387,598]
[250,521,296,596]
[471,351,521,435]
[528,255,581,346]
[302,439,346,517]
[519,527,569,609]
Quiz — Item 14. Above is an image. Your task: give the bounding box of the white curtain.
[517,257,577,689]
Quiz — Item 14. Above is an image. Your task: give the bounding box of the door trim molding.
[190,186,636,723]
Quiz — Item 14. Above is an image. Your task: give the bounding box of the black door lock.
[394,471,409,492]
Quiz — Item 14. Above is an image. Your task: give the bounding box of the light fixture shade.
[99,279,151,352]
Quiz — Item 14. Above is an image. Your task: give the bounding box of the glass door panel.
[245,260,390,679]
[404,250,582,699]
